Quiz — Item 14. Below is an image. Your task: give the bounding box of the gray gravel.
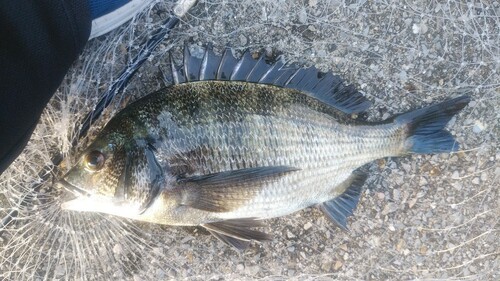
[1,0,498,280]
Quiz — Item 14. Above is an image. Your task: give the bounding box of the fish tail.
[395,95,470,154]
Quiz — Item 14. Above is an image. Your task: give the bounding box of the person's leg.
[0,1,91,175]
[0,0,156,175]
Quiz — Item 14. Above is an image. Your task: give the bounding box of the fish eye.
[84,150,105,172]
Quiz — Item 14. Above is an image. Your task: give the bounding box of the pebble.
[239,34,248,45]
[473,121,485,133]
[377,192,385,200]
[393,189,401,200]
[451,171,460,179]
[308,0,318,8]
[388,224,396,231]
[303,222,313,230]
[419,177,428,186]
[333,260,343,270]
[412,23,420,34]
[382,203,398,215]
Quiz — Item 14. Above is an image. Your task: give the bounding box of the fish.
[57,46,470,249]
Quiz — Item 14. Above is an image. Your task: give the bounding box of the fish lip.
[56,179,90,198]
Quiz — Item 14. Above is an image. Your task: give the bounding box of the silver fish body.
[59,48,469,248]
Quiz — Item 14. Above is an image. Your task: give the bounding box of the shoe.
[89,0,156,39]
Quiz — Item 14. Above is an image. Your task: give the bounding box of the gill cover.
[61,139,163,215]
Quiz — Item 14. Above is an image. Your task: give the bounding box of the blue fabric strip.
[89,0,131,19]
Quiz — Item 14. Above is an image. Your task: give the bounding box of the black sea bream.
[58,47,470,249]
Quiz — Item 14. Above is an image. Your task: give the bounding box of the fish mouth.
[56,179,92,211]
[56,179,91,199]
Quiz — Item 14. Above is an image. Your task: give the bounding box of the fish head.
[57,132,159,218]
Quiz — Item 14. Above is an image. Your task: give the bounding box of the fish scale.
[58,47,470,249]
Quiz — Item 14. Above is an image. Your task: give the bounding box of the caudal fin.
[395,96,470,154]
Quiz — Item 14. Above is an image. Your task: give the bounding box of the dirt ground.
[1,0,498,280]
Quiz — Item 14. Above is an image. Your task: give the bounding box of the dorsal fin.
[169,46,371,114]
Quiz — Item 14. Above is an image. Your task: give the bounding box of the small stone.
[287,230,296,239]
[321,261,331,271]
[308,0,318,8]
[371,236,381,247]
[236,264,245,271]
[377,159,386,169]
[239,34,247,45]
[408,196,418,208]
[471,177,480,185]
[308,25,317,32]
[393,189,401,200]
[429,166,441,176]
[377,192,385,200]
[420,245,427,255]
[396,239,405,252]
[451,171,460,179]
[419,23,428,34]
[287,246,295,252]
[388,224,396,231]
[419,177,428,186]
[304,222,313,230]
[412,23,420,34]
[402,162,411,172]
[473,121,485,133]
[382,203,398,215]
[333,260,343,271]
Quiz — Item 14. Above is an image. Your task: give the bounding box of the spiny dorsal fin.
[170,46,371,114]
[320,171,367,230]
[177,166,299,212]
[202,218,271,250]
[199,47,220,80]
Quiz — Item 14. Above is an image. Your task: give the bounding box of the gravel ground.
[1,0,498,280]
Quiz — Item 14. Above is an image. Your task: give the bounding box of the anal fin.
[202,218,271,250]
[320,171,367,230]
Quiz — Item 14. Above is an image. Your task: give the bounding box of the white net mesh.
[1,0,498,280]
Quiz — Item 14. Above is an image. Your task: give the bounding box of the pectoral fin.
[320,171,367,230]
[202,218,271,250]
[178,166,299,212]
